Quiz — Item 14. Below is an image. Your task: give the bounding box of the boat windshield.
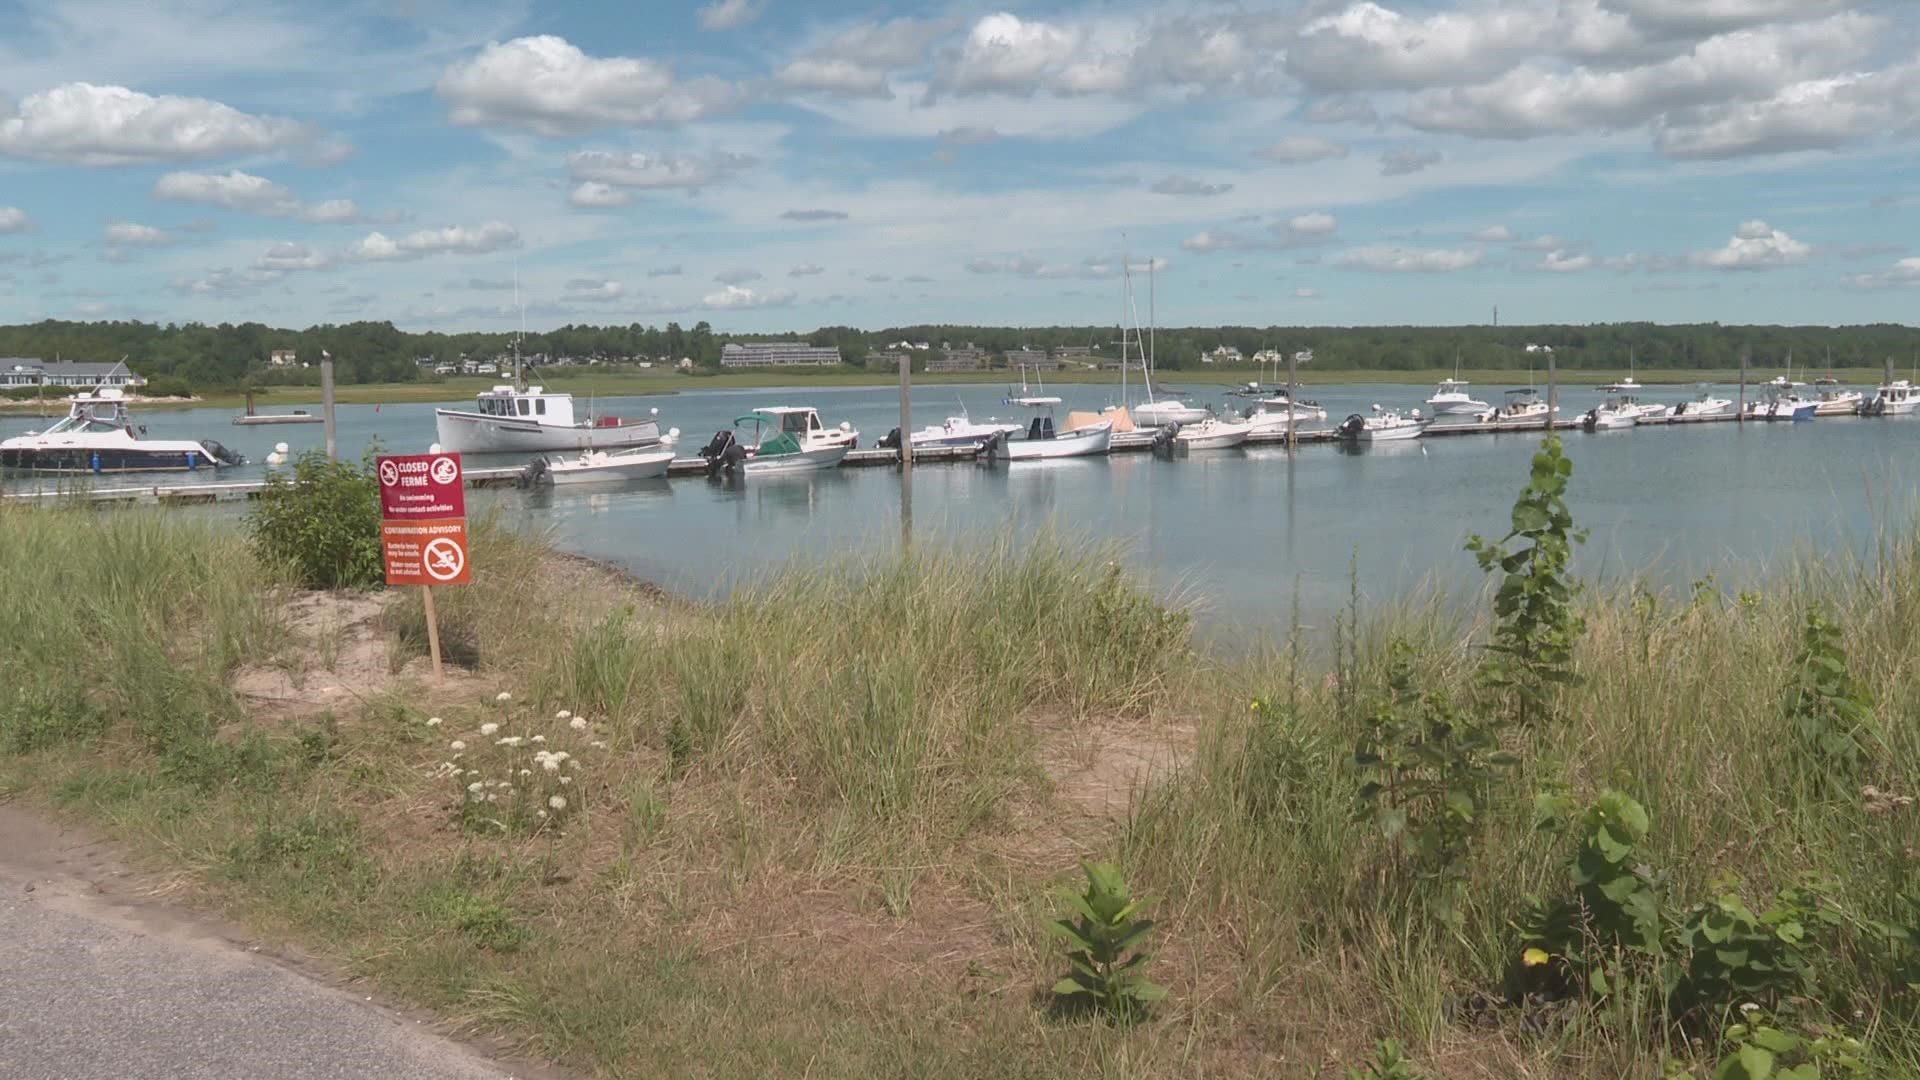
[42,407,130,436]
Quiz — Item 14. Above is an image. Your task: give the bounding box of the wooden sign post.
[375,452,469,679]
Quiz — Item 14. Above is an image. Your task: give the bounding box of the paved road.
[0,808,531,1080]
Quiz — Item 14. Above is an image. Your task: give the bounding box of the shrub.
[248,451,382,590]
[1781,609,1870,791]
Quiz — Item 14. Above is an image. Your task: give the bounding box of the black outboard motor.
[1860,396,1885,417]
[1150,421,1182,453]
[1581,408,1600,432]
[517,456,549,488]
[876,427,903,450]
[978,430,1007,463]
[1337,413,1367,441]
[697,429,736,460]
[200,439,246,466]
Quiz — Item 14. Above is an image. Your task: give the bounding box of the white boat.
[1480,388,1559,425]
[1597,347,1643,393]
[1,388,244,473]
[1812,385,1864,417]
[434,384,661,454]
[1116,257,1210,427]
[699,407,857,475]
[1239,393,1328,436]
[1131,398,1211,426]
[1670,386,1733,417]
[1745,389,1817,421]
[537,445,677,485]
[906,412,1025,449]
[1000,400,1113,460]
[1612,393,1671,421]
[1426,378,1489,416]
[1337,405,1429,442]
[1172,417,1253,450]
[1868,380,1920,415]
[1583,397,1640,431]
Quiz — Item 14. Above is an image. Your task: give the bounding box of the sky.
[0,0,1916,334]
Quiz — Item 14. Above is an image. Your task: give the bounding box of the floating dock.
[0,407,1824,507]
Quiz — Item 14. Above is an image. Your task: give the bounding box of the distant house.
[720,342,842,367]
[870,350,911,370]
[1,358,146,388]
[1051,345,1095,362]
[1201,345,1243,365]
[269,348,298,367]
[928,346,984,372]
[1004,347,1058,371]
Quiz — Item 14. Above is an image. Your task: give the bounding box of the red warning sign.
[376,453,469,587]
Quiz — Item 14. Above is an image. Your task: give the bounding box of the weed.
[247,451,383,590]
[0,683,106,754]
[1709,1014,1870,1079]
[1466,434,1586,725]
[1671,881,1838,1023]
[1781,609,1871,790]
[417,882,529,953]
[1345,1038,1423,1080]
[1049,862,1166,1023]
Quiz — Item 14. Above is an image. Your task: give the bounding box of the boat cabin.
[470,385,579,426]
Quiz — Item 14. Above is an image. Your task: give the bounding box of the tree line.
[1,318,1915,387]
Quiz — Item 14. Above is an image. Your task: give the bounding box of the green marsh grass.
[3,499,1920,1077]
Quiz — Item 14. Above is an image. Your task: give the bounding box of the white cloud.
[1255,136,1349,163]
[776,18,949,99]
[1534,249,1596,272]
[1304,96,1379,124]
[1188,212,1339,253]
[0,207,30,233]
[1333,245,1484,272]
[1380,147,1441,175]
[714,267,763,284]
[104,222,169,246]
[0,82,313,165]
[1403,14,1881,150]
[780,209,849,221]
[1515,234,1569,251]
[1295,286,1320,299]
[697,0,763,31]
[1181,231,1238,253]
[1150,175,1234,196]
[1602,0,1848,35]
[701,284,795,309]
[1287,2,1564,93]
[1689,219,1810,269]
[1842,257,1920,290]
[435,36,737,135]
[788,263,826,277]
[152,170,361,224]
[348,221,519,261]
[1655,63,1920,159]
[567,181,633,209]
[647,265,683,277]
[566,150,751,192]
[934,13,1082,97]
[1470,225,1514,242]
[563,278,626,302]
[938,125,1001,144]
[254,242,331,273]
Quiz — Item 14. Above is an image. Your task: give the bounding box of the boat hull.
[1004,422,1112,460]
[743,443,853,473]
[1,444,227,473]
[1813,397,1862,417]
[1426,398,1489,415]
[1132,402,1211,426]
[1359,422,1428,441]
[434,410,660,454]
[545,449,675,484]
[1585,411,1638,430]
[232,414,322,426]
[1175,421,1253,449]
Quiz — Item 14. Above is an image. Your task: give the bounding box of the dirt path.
[0,803,561,1080]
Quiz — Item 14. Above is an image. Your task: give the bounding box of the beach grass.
[1,490,1917,1078]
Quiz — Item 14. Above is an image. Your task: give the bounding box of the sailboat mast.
[512,268,526,391]
[1144,259,1157,401]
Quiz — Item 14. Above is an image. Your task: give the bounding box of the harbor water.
[4,380,1914,636]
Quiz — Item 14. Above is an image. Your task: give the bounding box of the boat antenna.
[1146,256,1157,402]
[513,263,526,392]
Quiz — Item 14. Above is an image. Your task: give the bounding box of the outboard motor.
[978,430,1007,463]
[517,456,549,488]
[1151,421,1182,454]
[1337,413,1367,441]
[200,439,246,466]
[697,429,736,460]
[1582,408,1599,432]
[1860,396,1885,417]
[876,427,902,450]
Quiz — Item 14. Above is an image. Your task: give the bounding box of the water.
[5,380,1914,637]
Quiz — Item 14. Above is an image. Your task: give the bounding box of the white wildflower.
[536,810,548,819]
[466,769,480,777]
[551,751,570,763]
[530,734,546,743]
[449,740,466,752]
[519,768,532,779]
[495,691,512,702]
[542,758,561,773]
[426,716,443,727]
[569,717,588,732]
[479,722,499,736]
[467,781,484,793]
[548,795,567,811]
[559,776,572,785]
[496,736,523,747]
[556,710,572,720]
[1739,1003,1761,1015]
[590,740,608,750]
[486,793,498,802]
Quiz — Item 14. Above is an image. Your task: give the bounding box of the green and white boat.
[699,406,858,476]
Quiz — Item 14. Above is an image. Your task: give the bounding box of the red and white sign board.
[376,453,469,587]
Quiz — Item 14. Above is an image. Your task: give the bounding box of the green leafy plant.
[1466,434,1586,725]
[1049,861,1166,1022]
[1713,1013,1869,1080]
[1353,643,1517,922]
[1781,609,1871,790]
[1520,789,1666,998]
[247,451,383,590]
[1672,880,1837,1022]
[1345,1037,1422,1080]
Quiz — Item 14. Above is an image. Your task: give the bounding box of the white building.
[720,342,842,367]
[1,359,147,388]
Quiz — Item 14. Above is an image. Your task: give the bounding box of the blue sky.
[0,0,1916,333]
